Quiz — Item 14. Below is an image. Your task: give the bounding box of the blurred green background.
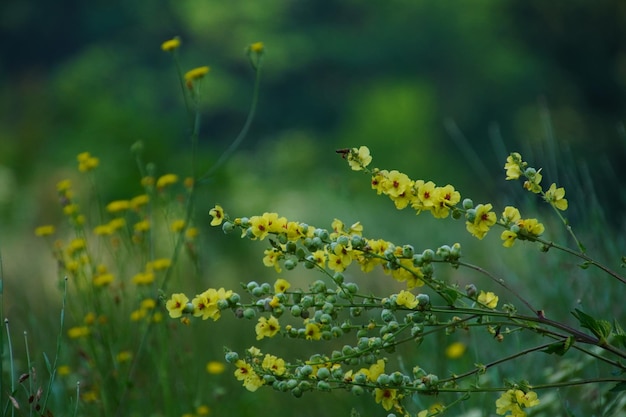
[1,1,625,416]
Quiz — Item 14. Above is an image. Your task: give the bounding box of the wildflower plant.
[28,37,265,416]
[166,146,626,416]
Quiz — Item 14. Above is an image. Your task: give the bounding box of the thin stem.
[197,61,263,183]
[457,260,538,314]
[40,277,67,412]
[537,238,626,285]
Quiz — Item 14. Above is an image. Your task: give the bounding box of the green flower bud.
[320,313,332,324]
[260,282,271,294]
[291,387,303,398]
[222,221,235,233]
[251,287,264,297]
[421,249,435,262]
[381,309,395,323]
[412,254,424,266]
[246,281,259,292]
[299,364,313,376]
[285,240,296,252]
[228,293,240,304]
[322,302,335,314]
[390,371,404,385]
[298,380,312,391]
[351,235,364,249]
[402,245,414,258]
[316,367,331,380]
[284,258,297,270]
[436,245,451,259]
[354,372,367,384]
[465,208,476,223]
[376,374,390,385]
[224,351,239,363]
[356,328,368,338]
[301,295,314,308]
[243,308,256,319]
[345,282,359,294]
[278,233,288,245]
[351,385,364,396]
[240,217,251,227]
[295,247,306,260]
[333,272,344,284]
[341,345,355,356]
[417,294,430,306]
[451,208,463,219]
[317,380,331,391]
[462,198,474,210]
[336,235,350,246]
[290,305,302,317]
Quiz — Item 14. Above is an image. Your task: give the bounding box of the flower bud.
[462,198,474,210]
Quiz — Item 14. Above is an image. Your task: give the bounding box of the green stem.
[197,60,263,183]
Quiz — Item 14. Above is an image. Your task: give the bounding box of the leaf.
[571,309,611,341]
[43,352,52,373]
[541,337,574,356]
[609,381,626,392]
[578,261,591,270]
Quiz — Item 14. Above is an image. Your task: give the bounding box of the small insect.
[335,148,350,159]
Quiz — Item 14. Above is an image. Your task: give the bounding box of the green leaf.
[541,336,574,356]
[43,352,52,374]
[609,381,626,392]
[578,261,591,270]
[571,309,612,341]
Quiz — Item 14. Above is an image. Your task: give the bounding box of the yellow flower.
[262,354,286,376]
[304,322,322,340]
[67,326,90,339]
[196,405,210,415]
[184,66,210,83]
[132,271,154,285]
[130,194,149,210]
[347,146,372,171]
[234,360,264,392]
[185,227,199,239]
[374,388,398,411]
[149,258,171,270]
[166,293,190,318]
[519,218,544,237]
[170,219,186,232]
[140,298,156,309]
[395,290,418,309]
[496,389,540,416]
[274,278,290,294]
[116,351,132,363]
[156,173,178,189]
[56,179,72,192]
[57,365,71,376]
[93,273,114,287]
[501,206,521,225]
[501,230,518,248]
[477,290,498,309]
[504,152,523,180]
[249,42,264,53]
[77,152,99,172]
[106,200,130,213]
[134,220,150,232]
[35,225,55,237]
[445,341,467,359]
[206,361,226,374]
[209,205,225,226]
[161,37,181,52]
[545,183,568,211]
[466,203,497,239]
[255,315,280,340]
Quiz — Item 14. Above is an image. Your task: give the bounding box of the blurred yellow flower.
[170,219,186,232]
[106,200,130,213]
[67,326,90,339]
[34,225,55,236]
[184,66,210,83]
[161,37,180,52]
[116,351,133,363]
[130,194,149,210]
[206,361,226,374]
[156,173,178,189]
[134,220,150,232]
[250,42,264,53]
[77,152,99,172]
[445,341,467,359]
[132,271,155,285]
